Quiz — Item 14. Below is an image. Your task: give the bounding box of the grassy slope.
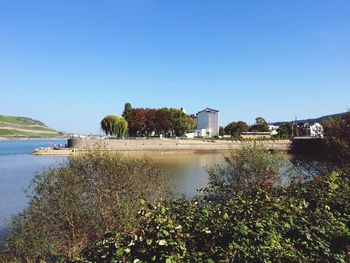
[0,115,67,138]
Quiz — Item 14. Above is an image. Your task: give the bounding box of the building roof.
[196,107,219,115]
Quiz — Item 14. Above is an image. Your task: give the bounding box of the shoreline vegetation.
[1,114,349,262]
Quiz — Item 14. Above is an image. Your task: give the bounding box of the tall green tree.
[168,108,195,137]
[224,121,249,137]
[100,115,128,138]
[250,117,269,132]
[276,123,293,139]
[122,103,132,122]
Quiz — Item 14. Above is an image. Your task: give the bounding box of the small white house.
[268,125,279,136]
[194,108,219,137]
[268,125,279,131]
[310,122,324,138]
[185,132,195,139]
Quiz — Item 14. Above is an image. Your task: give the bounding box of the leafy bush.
[2,151,168,261]
[77,172,350,262]
[204,142,289,200]
[75,144,350,262]
[322,112,350,172]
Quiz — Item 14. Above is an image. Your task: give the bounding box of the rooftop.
[196,108,219,115]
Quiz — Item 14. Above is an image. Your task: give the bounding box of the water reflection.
[153,153,225,198]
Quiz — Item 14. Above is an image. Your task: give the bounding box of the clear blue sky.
[0,0,349,134]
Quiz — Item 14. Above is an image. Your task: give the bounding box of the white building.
[268,125,279,136]
[310,122,324,138]
[194,108,219,137]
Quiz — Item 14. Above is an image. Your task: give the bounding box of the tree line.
[100,103,195,138]
[100,104,340,140]
[122,103,195,137]
[222,116,329,139]
[221,117,270,137]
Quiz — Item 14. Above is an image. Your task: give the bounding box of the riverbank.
[33,138,292,155]
[0,137,68,141]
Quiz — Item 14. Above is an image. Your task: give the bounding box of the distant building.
[268,125,279,131]
[268,125,279,136]
[297,122,324,138]
[195,108,219,137]
[310,122,324,138]
[297,122,311,137]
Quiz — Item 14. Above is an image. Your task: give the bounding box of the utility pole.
[295,116,299,137]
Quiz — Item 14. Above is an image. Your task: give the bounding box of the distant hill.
[0,115,67,138]
[271,112,348,126]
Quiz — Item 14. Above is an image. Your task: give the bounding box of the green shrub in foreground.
[77,172,350,263]
[2,151,168,262]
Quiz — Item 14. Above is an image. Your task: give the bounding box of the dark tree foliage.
[322,112,350,172]
[127,108,194,137]
[224,121,249,137]
[128,109,147,136]
[276,122,293,139]
[122,103,132,122]
[219,126,224,137]
[250,117,269,132]
[154,108,170,135]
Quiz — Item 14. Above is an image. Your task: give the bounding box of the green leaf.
[158,239,168,246]
[329,182,339,190]
[116,247,124,256]
[162,229,170,236]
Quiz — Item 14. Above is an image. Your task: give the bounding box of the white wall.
[194,129,207,137]
[209,111,219,136]
[196,111,209,130]
[195,110,219,137]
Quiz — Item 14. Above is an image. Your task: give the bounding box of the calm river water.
[0,140,223,230]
